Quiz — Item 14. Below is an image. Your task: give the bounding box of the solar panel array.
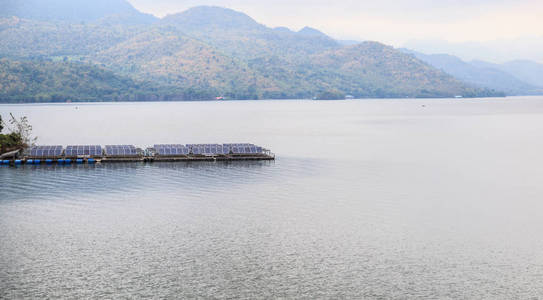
[105,145,139,157]
[154,144,190,156]
[224,143,262,155]
[154,143,265,156]
[65,145,102,156]
[26,143,267,159]
[187,144,226,155]
[29,145,63,157]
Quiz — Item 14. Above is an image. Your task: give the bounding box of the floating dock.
[0,143,274,165]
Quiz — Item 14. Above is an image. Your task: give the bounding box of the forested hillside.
[0,59,157,102]
[0,3,503,102]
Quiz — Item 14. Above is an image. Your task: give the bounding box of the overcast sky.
[127,0,543,46]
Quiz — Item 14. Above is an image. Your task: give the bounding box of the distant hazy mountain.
[403,38,543,65]
[402,49,542,95]
[0,5,500,102]
[0,0,157,24]
[471,60,543,89]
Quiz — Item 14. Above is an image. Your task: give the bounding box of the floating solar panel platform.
[151,143,273,162]
[15,143,274,164]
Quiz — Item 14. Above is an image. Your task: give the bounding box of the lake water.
[1,97,543,298]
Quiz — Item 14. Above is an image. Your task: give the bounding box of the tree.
[8,113,37,147]
[0,115,3,133]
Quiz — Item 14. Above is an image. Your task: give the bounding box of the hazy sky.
[127,0,543,46]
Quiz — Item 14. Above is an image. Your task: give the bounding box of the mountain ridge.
[0,0,157,24]
[0,5,503,102]
[401,49,543,95]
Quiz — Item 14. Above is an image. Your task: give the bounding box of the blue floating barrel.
[76,159,84,164]
[26,159,34,164]
[45,159,53,164]
[58,159,65,164]
[34,159,41,164]
[87,158,96,164]
[65,159,72,164]
[14,160,22,165]
[2,160,10,164]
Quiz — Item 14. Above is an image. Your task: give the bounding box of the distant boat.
[454,95,463,98]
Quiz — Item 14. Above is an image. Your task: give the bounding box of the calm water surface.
[1,97,543,298]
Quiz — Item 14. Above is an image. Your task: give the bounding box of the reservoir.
[1,97,543,298]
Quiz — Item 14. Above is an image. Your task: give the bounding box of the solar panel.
[28,146,64,157]
[65,145,102,157]
[154,144,188,156]
[104,145,138,157]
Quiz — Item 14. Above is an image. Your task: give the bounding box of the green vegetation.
[0,5,505,102]
[0,59,155,102]
[316,90,346,100]
[0,114,34,154]
[0,131,22,153]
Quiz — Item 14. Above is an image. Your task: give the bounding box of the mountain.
[0,59,157,102]
[337,40,364,46]
[403,37,543,65]
[0,17,146,59]
[0,0,157,24]
[92,28,278,99]
[160,6,340,60]
[0,5,501,102]
[472,60,543,88]
[402,49,542,95]
[309,43,488,98]
[297,27,329,38]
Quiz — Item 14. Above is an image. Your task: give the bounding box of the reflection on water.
[2,98,543,298]
[0,160,279,202]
